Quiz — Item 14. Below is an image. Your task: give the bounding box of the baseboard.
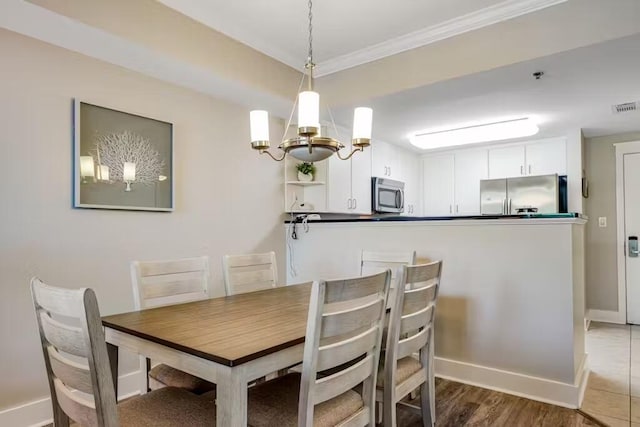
[0,371,141,427]
[435,355,589,409]
[587,309,626,324]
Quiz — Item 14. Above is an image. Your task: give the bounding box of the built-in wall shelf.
[285,181,326,186]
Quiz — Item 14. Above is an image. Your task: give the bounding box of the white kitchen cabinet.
[454,150,488,215]
[422,154,455,216]
[525,138,566,176]
[326,126,372,214]
[399,151,421,216]
[488,145,525,179]
[423,150,487,216]
[489,138,567,178]
[371,140,400,179]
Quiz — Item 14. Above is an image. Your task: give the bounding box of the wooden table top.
[102,283,311,367]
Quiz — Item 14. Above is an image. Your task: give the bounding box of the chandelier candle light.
[249,0,372,162]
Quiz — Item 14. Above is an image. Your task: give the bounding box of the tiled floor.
[582,322,640,426]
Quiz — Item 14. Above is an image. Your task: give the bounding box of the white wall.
[0,29,285,410]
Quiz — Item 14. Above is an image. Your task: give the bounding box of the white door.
[625,152,640,324]
[488,145,525,179]
[423,154,454,216]
[350,145,372,214]
[525,139,567,176]
[454,149,488,215]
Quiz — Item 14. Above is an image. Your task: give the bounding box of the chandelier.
[249,0,372,162]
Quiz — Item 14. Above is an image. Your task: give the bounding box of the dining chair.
[222,251,278,296]
[376,261,442,427]
[131,256,215,395]
[247,269,392,427]
[30,277,216,427]
[360,250,416,287]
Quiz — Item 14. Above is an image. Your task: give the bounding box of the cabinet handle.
[449,205,452,214]
[455,205,459,213]
[347,198,352,209]
[520,165,524,175]
[528,165,531,174]
[353,198,357,209]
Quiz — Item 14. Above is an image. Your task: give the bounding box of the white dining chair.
[30,277,216,427]
[222,251,278,296]
[246,269,392,427]
[376,261,442,427]
[131,256,215,395]
[360,250,417,287]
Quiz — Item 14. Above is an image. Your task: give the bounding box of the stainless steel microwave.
[372,177,405,213]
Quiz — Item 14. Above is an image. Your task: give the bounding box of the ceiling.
[331,32,640,151]
[156,0,567,76]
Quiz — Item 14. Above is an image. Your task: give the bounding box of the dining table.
[102,282,313,427]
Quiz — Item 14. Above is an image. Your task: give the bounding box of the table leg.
[216,366,247,427]
[107,342,119,398]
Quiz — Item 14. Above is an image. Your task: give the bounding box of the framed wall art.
[73,100,174,211]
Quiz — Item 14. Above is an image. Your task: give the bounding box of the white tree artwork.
[91,130,165,190]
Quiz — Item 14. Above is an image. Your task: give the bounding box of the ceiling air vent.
[612,102,638,114]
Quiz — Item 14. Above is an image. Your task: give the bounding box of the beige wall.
[585,131,640,311]
[0,29,286,410]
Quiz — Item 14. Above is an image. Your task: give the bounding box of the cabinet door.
[371,140,398,178]
[488,145,525,179]
[423,155,454,216]
[454,150,488,215]
[327,147,352,213]
[350,145,372,214]
[400,151,420,216]
[525,139,566,176]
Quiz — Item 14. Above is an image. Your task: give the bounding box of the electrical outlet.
[598,217,607,228]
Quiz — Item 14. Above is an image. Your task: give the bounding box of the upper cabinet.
[423,154,455,216]
[326,126,372,214]
[488,138,566,179]
[398,150,421,216]
[454,150,489,215]
[371,140,401,180]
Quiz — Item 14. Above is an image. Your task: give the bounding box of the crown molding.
[314,0,568,77]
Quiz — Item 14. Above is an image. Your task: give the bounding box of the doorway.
[616,141,640,325]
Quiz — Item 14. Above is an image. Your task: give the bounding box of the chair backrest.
[383,261,442,388]
[131,256,210,309]
[360,250,416,287]
[298,270,391,426]
[222,251,278,296]
[31,277,118,427]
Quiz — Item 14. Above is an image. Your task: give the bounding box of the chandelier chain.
[307,0,313,67]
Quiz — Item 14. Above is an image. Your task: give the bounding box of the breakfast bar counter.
[284,215,587,408]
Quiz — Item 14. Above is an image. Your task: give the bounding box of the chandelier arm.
[260,149,286,162]
[336,147,363,161]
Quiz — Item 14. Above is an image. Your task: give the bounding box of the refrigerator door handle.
[508,198,512,214]
[502,198,507,215]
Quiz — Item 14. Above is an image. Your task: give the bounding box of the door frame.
[615,141,640,324]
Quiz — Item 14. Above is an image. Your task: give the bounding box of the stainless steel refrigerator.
[480,174,560,215]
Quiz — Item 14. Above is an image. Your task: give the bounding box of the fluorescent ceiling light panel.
[410,118,539,150]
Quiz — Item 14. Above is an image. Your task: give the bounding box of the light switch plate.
[598,217,607,227]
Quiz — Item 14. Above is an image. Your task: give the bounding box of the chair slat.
[32,284,84,318]
[400,305,434,337]
[54,378,98,427]
[140,273,205,299]
[361,251,416,264]
[321,298,384,339]
[137,258,208,277]
[48,346,93,394]
[324,275,386,304]
[397,326,431,360]
[40,312,87,357]
[403,284,437,316]
[225,253,274,268]
[317,326,378,372]
[405,261,441,284]
[314,353,375,405]
[227,269,276,288]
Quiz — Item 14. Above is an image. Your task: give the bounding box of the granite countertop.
[284,213,585,224]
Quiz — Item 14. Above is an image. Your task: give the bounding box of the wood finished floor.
[397,378,603,427]
[47,378,602,427]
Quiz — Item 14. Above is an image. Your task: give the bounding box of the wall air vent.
[612,102,638,114]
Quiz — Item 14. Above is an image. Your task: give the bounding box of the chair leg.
[383,398,397,427]
[420,380,434,427]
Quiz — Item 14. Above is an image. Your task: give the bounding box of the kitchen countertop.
[284,213,585,224]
